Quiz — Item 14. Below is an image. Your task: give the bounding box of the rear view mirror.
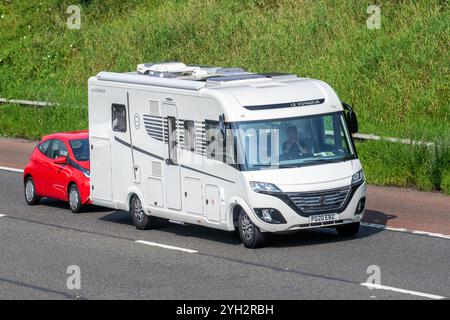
[53,156,67,164]
[342,102,358,134]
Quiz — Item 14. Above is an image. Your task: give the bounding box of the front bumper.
[247,182,367,233]
[79,179,92,205]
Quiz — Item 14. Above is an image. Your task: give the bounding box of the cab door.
[162,102,181,210]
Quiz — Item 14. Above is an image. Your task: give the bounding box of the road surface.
[0,170,448,299]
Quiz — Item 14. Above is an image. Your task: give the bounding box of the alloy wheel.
[241,212,254,240]
[25,179,35,202]
[69,187,79,209]
[133,197,145,223]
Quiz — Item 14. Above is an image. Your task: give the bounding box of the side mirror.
[53,156,67,164]
[342,102,358,134]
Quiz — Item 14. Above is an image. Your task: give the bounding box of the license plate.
[309,213,337,223]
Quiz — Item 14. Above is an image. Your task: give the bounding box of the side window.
[38,140,51,157]
[112,104,127,132]
[167,116,178,164]
[205,120,225,162]
[323,115,335,145]
[321,115,344,150]
[49,140,68,159]
[184,120,196,152]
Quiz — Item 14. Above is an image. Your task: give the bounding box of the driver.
[282,126,308,155]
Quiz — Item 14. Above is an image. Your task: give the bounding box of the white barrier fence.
[352,133,434,147]
[0,98,58,107]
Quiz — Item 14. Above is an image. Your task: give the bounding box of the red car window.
[48,140,68,159]
[38,140,52,157]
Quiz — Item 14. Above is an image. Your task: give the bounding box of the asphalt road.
[0,170,449,300]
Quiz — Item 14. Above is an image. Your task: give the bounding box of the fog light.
[254,208,287,224]
[355,197,366,215]
[261,209,272,222]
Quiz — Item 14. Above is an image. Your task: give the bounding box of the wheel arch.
[227,196,276,232]
[23,173,32,184]
[126,186,147,213]
[227,197,254,231]
[67,180,77,190]
[66,180,79,198]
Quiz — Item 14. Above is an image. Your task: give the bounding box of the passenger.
[282,126,308,155]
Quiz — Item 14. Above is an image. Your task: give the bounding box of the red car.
[23,130,90,213]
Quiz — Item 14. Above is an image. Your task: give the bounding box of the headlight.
[249,181,282,194]
[83,170,90,178]
[351,169,364,185]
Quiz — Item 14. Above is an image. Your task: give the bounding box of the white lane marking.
[135,240,198,253]
[361,222,450,240]
[361,283,446,300]
[0,166,24,173]
[0,214,6,217]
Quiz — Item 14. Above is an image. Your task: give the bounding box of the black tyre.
[238,209,266,248]
[336,222,360,237]
[68,184,83,213]
[24,176,40,205]
[130,195,155,230]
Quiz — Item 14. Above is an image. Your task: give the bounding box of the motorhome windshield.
[234,112,355,171]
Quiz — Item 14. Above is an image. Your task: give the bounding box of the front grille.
[288,186,351,214]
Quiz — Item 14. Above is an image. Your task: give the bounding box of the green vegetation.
[357,140,450,194]
[0,0,449,193]
[0,103,87,138]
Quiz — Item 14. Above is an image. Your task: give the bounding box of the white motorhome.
[88,62,366,248]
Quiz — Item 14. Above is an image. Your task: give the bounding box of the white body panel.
[88,67,366,233]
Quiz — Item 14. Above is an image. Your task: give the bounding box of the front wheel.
[130,195,155,230]
[68,184,83,213]
[336,222,360,237]
[24,176,40,205]
[238,209,266,248]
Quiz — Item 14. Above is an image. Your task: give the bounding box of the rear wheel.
[336,222,360,237]
[24,177,40,205]
[68,184,83,213]
[238,209,266,248]
[130,195,155,230]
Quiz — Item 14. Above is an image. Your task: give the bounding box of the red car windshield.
[69,139,90,161]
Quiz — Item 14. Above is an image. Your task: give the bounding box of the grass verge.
[357,140,450,194]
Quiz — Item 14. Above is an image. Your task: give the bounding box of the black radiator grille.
[287,186,351,214]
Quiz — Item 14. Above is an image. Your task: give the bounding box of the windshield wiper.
[278,164,300,168]
[251,163,276,168]
[307,158,340,163]
[302,156,353,164]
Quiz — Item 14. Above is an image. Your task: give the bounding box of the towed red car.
[23,130,90,213]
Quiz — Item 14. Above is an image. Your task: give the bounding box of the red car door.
[46,139,72,200]
[32,140,53,196]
